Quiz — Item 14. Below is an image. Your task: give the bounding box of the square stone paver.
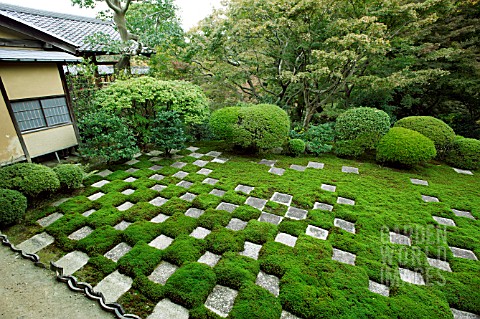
[147,150,162,156]
[187,146,199,152]
[422,195,439,202]
[203,178,219,185]
[226,218,247,231]
[285,207,307,220]
[149,156,161,162]
[54,251,89,276]
[321,184,336,192]
[246,197,268,210]
[399,268,425,285]
[256,271,280,297]
[313,202,333,211]
[125,168,139,173]
[210,189,226,197]
[193,160,209,167]
[271,192,293,206]
[337,197,355,205]
[198,251,222,267]
[212,157,228,164]
[275,233,297,247]
[149,235,174,250]
[37,213,64,227]
[239,241,262,260]
[104,242,131,262]
[450,247,478,260]
[258,212,283,225]
[451,308,480,319]
[290,164,306,172]
[151,213,170,223]
[259,159,276,167]
[97,169,113,177]
[306,225,329,240]
[410,178,428,186]
[269,167,285,176]
[190,227,211,239]
[149,165,163,171]
[206,151,222,157]
[190,152,204,159]
[368,280,389,297]
[427,258,452,272]
[307,161,324,169]
[216,202,238,213]
[451,209,475,220]
[68,226,93,240]
[148,261,178,285]
[332,248,356,265]
[125,159,139,165]
[91,180,110,188]
[147,299,189,319]
[149,174,165,181]
[390,232,411,246]
[334,218,356,234]
[51,198,69,207]
[149,197,168,207]
[173,171,189,179]
[342,166,359,174]
[124,177,137,183]
[235,184,254,195]
[82,209,96,217]
[121,188,135,195]
[453,168,474,175]
[94,271,132,304]
[433,216,456,227]
[117,201,134,211]
[197,168,213,176]
[281,311,302,319]
[205,285,238,318]
[151,184,167,192]
[180,192,197,202]
[171,162,187,169]
[185,208,205,218]
[177,181,193,189]
[17,232,54,254]
[114,220,132,231]
[88,192,105,201]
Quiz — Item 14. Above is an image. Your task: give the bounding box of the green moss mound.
[0,188,27,226]
[288,139,306,157]
[445,137,480,170]
[53,164,84,190]
[0,163,60,197]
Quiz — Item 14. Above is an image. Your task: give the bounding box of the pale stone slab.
[198,251,221,267]
[149,156,161,162]
[149,235,174,250]
[206,151,222,157]
[88,192,105,201]
[180,192,197,202]
[187,146,199,152]
[210,189,226,197]
[203,178,219,185]
[151,184,167,192]
[124,177,137,183]
[52,198,70,207]
[451,308,480,319]
[235,184,254,195]
[427,258,452,272]
[216,202,238,213]
[190,227,211,239]
[259,159,276,167]
[149,197,168,207]
[321,184,336,192]
[97,169,113,177]
[334,218,356,234]
[193,160,209,167]
[149,165,163,171]
[149,174,165,181]
[307,161,324,169]
[337,197,355,205]
[114,221,132,231]
[226,218,247,231]
[450,247,478,260]
[342,166,359,174]
[151,213,170,223]
[422,195,439,202]
[91,180,110,188]
[290,164,306,172]
[147,150,162,157]
[125,159,139,165]
[452,209,475,220]
[271,192,293,206]
[82,209,96,217]
[148,261,178,285]
[212,157,228,164]
[17,232,54,254]
[239,241,262,260]
[147,299,189,319]
[269,167,285,176]
[275,233,297,247]
[37,213,64,227]
[177,180,193,189]
[306,225,329,240]
[410,178,428,186]
[173,171,189,179]
[68,226,93,240]
[285,207,307,220]
[190,152,204,159]
[433,216,456,227]
[121,188,135,195]
[368,280,389,297]
[171,162,187,169]
[246,197,268,210]
[390,232,411,246]
[104,242,131,262]
[256,271,280,297]
[313,202,333,211]
[94,271,132,303]
[205,285,238,318]
[399,268,425,285]
[117,201,134,211]
[55,251,89,276]
[453,168,474,175]
[185,208,205,218]
[281,310,302,319]
[332,248,356,265]
[125,168,138,173]
[197,168,213,176]
[258,212,283,225]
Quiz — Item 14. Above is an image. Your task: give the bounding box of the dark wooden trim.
[9,94,66,103]
[0,37,44,48]
[21,122,73,135]
[57,63,80,144]
[0,76,31,162]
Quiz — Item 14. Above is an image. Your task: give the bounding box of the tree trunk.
[303,106,316,128]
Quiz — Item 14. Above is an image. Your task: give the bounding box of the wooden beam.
[0,37,44,48]
[57,63,81,145]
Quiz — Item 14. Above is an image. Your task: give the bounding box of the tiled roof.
[0,48,81,62]
[0,2,120,53]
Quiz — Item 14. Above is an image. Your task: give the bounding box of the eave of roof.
[0,48,81,62]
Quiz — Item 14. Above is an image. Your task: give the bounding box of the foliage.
[445,137,480,170]
[376,127,437,167]
[53,164,84,190]
[0,163,60,198]
[65,58,98,117]
[150,111,186,156]
[0,189,27,226]
[77,109,139,163]
[209,107,241,140]
[334,134,383,158]
[336,107,391,141]
[288,139,306,157]
[291,123,335,155]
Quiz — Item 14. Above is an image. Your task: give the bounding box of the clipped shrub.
[209,107,241,140]
[0,189,27,226]
[334,134,380,158]
[394,116,455,153]
[53,164,84,190]
[304,123,335,155]
[445,137,480,170]
[376,127,437,167]
[288,139,306,157]
[150,110,186,156]
[0,163,60,197]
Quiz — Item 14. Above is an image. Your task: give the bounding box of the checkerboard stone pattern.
[390,232,411,246]
[427,258,452,272]
[337,197,355,205]
[399,268,425,285]
[334,218,356,234]
[314,202,333,212]
[91,180,110,188]
[148,261,178,285]
[259,159,276,167]
[422,195,439,202]
[433,216,456,227]
[269,167,285,176]
[149,235,174,250]
[68,226,93,240]
[306,225,329,240]
[104,242,131,262]
[147,299,189,319]
[54,251,89,276]
[275,233,297,247]
[216,202,238,213]
[258,212,283,225]
[256,271,280,297]
[210,189,226,197]
[37,213,64,227]
[17,232,54,254]
[246,197,267,210]
[290,164,306,172]
[451,209,475,219]
[190,227,211,239]
[450,247,478,260]
[226,218,247,231]
[173,171,188,179]
[332,248,356,265]
[410,178,428,186]
[205,285,238,318]
[281,311,302,319]
[185,208,205,218]
[94,271,133,304]
[307,161,324,169]
[342,166,359,174]
[453,168,474,175]
[114,221,132,230]
[151,213,170,223]
[451,308,480,319]
[198,251,222,267]
[368,280,389,297]
[285,207,307,220]
[235,184,254,195]
[271,192,293,206]
[240,241,262,260]
[117,202,134,211]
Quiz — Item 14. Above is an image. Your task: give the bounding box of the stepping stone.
[197,168,213,176]
[368,280,389,297]
[149,156,161,162]
[91,180,110,188]
[226,218,247,231]
[205,285,238,318]
[240,241,262,260]
[258,212,283,225]
[190,227,211,239]
[410,178,428,186]
[198,251,222,267]
[117,202,134,211]
[180,192,197,202]
[125,168,138,173]
[281,310,302,319]
[235,184,254,195]
[271,192,293,206]
[334,218,356,234]
[212,157,228,164]
[256,271,280,297]
[82,209,96,217]
[125,159,139,165]
[149,235,174,250]
[133,152,142,158]
[177,181,193,189]
[210,189,226,197]
[450,247,478,260]
[88,192,104,201]
[290,164,306,172]
[321,184,336,192]
[54,251,89,276]
[427,258,452,272]
[147,150,162,157]
[207,151,222,157]
[451,308,480,319]
[342,166,359,174]
[151,184,167,192]
[203,178,219,185]
[452,209,475,220]
[259,159,276,167]
[148,261,178,285]
[190,152,204,159]
[453,168,474,175]
[173,171,189,179]
[422,195,439,202]
[246,197,268,210]
[433,216,456,227]
[216,202,238,213]
[187,146,199,152]
[172,155,184,160]
[37,213,64,227]
[114,221,132,231]
[97,169,113,177]
[285,207,307,220]
[399,268,425,285]
[332,248,356,265]
[68,226,93,240]
[149,174,165,181]
[121,188,135,195]
[124,177,137,183]
[171,162,187,169]
[337,197,355,205]
[269,167,285,176]
[389,232,411,246]
[94,270,132,304]
[275,233,297,247]
[149,165,163,171]
[147,299,189,319]
[306,225,329,240]
[185,208,205,218]
[151,213,170,223]
[149,197,168,207]
[51,198,70,207]
[307,161,324,169]
[17,233,55,254]
[193,160,209,167]
[104,242,131,262]
[313,202,333,211]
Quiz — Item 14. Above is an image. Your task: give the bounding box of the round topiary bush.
[53,164,84,190]
[0,163,60,198]
[445,137,480,170]
[0,188,27,226]
[376,127,437,167]
[288,139,306,157]
[394,116,455,153]
[335,107,391,141]
[209,106,241,140]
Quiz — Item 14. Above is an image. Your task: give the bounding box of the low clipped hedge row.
[0,188,27,226]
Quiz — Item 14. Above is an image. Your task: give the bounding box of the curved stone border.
[0,233,140,319]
